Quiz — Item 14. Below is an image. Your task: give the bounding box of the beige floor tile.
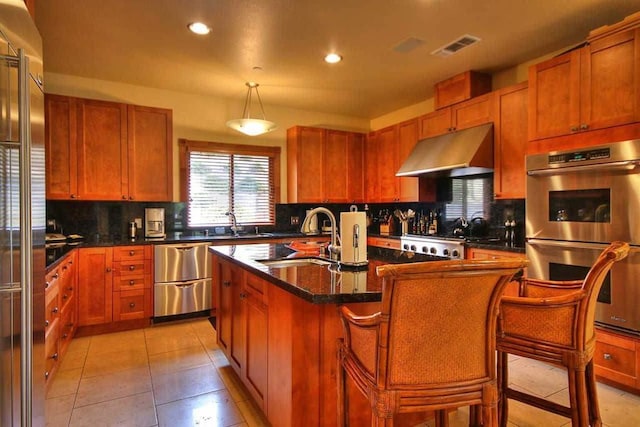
[506,357,567,397]
[210,348,231,367]
[57,348,87,372]
[69,391,157,427]
[600,389,640,426]
[74,366,152,408]
[504,398,571,427]
[148,345,212,376]
[144,321,198,341]
[82,347,149,378]
[45,394,75,427]
[47,367,82,399]
[152,363,226,405]
[87,329,147,356]
[65,336,91,354]
[216,365,252,402]
[145,331,203,355]
[156,389,244,427]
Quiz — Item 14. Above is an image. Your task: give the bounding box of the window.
[445,175,492,220]
[179,139,280,228]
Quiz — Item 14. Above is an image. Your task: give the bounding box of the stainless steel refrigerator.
[0,1,45,425]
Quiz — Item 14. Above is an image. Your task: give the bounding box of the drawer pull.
[129,250,135,256]
[129,302,136,308]
[62,294,68,300]
[129,280,135,286]
[129,265,135,271]
[53,273,59,279]
[603,353,612,360]
[67,286,73,291]
[63,333,68,339]
[51,353,58,360]
[45,371,49,379]
[45,320,49,327]
[239,292,247,299]
[223,281,231,287]
[52,307,58,314]
[45,281,50,289]
[106,267,112,273]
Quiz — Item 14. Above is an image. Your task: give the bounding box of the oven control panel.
[548,147,610,165]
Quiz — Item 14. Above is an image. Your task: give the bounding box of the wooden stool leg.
[567,367,588,427]
[585,361,602,427]
[497,351,509,427]
[435,410,449,427]
[337,349,347,427]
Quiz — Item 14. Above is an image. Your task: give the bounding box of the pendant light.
[226,82,277,136]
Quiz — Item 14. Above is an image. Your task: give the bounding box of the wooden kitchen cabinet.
[364,131,380,201]
[78,247,113,326]
[287,126,365,203]
[594,327,640,392]
[529,22,640,141]
[434,70,492,110]
[466,247,526,297]
[111,245,152,321]
[243,273,269,409]
[367,236,401,250]
[215,255,244,370]
[418,93,494,139]
[45,94,173,201]
[493,82,528,199]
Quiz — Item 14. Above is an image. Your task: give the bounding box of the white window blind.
[446,176,492,220]
[187,149,275,227]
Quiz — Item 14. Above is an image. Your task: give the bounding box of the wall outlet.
[134,218,143,228]
[290,216,299,225]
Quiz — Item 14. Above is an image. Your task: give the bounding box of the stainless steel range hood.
[396,123,494,177]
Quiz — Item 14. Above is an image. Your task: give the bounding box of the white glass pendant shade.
[226,82,277,136]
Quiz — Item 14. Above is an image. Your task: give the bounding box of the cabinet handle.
[45,320,49,327]
[62,294,68,300]
[129,280,135,286]
[53,273,59,279]
[570,126,579,132]
[70,194,76,199]
[603,353,612,360]
[580,123,589,130]
[129,250,135,256]
[239,292,247,299]
[106,267,112,272]
[45,281,50,289]
[45,371,49,379]
[52,307,58,314]
[67,286,73,291]
[129,302,136,308]
[122,195,127,200]
[129,265,135,271]
[63,333,68,339]
[129,196,134,200]
[51,353,58,360]
[223,281,231,287]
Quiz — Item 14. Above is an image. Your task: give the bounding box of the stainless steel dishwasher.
[154,242,212,317]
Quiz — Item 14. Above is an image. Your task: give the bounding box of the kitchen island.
[209,243,443,427]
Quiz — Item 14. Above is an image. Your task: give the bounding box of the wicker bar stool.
[497,241,629,427]
[337,258,527,426]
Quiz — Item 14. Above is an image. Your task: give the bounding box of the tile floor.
[45,318,640,427]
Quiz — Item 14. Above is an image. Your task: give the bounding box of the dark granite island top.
[208,242,443,304]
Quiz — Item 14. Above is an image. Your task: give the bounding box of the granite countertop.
[209,243,444,305]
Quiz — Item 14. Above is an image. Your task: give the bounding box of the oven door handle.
[527,239,608,250]
[527,160,638,176]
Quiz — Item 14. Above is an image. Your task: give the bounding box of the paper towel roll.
[340,212,368,265]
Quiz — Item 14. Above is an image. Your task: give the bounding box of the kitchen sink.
[257,257,335,268]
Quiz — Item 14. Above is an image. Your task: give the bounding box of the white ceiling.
[34,0,640,119]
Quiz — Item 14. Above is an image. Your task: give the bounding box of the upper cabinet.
[287,126,365,203]
[418,93,494,139]
[45,95,173,202]
[529,24,640,141]
[493,82,528,199]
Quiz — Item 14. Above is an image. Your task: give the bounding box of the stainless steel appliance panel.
[154,243,211,283]
[526,140,640,244]
[154,278,212,317]
[527,239,640,334]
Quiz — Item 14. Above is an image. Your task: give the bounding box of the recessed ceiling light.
[188,22,211,35]
[324,53,343,64]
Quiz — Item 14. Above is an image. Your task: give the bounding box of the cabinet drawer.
[113,276,149,291]
[45,286,60,330]
[113,289,151,321]
[112,260,151,278]
[60,302,76,345]
[44,320,59,382]
[112,246,147,261]
[594,328,639,389]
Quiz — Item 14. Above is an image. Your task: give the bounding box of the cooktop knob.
[452,249,460,258]
[430,247,437,255]
[410,245,417,251]
[443,248,450,256]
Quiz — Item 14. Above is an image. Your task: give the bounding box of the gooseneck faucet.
[226,211,240,237]
[301,207,341,260]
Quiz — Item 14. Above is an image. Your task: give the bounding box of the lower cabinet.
[213,255,268,409]
[594,327,640,392]
[367,236,401,249]
[44,250,77,389]
[78,245,152,327]
[465,247,526,296]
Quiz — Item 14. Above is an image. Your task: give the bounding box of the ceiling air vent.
[431,34,481,57]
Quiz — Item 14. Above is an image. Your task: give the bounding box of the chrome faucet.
[301,207,341,260]
[226,211,240,237]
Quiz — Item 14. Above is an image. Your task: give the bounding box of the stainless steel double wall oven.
[526,139,640,334]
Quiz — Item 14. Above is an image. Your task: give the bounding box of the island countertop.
[208,242,443,304]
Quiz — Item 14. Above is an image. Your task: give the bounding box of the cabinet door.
[127,105,173,201]
[216,258,244,371]
[244,276,268,409]
[377,125,400,202]
[528,50,581,140]
[77,247,113,326]
[451,93,493,131]
[582,28,640,131]
[418,108,452,139]
[346,132,365,203]
[286,126,324,202]
[364,132,380,202]
[494,83,528,199]
[594,327,639,390]
[45,94,78,199]
[76,99,128,200]
[397,119,419,202]
[324,130,349,202]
